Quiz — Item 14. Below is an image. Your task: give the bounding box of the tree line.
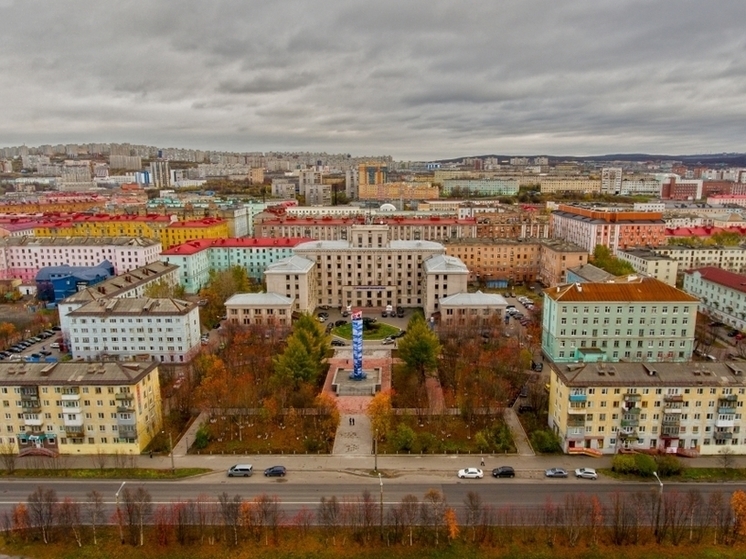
[3,485,746,550]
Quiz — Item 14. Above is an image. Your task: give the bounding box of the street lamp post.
[162,430,175,472]
[115,481,126,544]
[374,428,378,472]
[653,471,664,538]
[378,472,384,539]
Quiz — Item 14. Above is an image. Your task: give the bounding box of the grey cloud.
[1,1,746,159]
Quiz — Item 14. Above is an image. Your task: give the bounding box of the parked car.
[335,320,348,327]
[52,326,61,331]
[227,464,253,477]
[331,339,346,347]
[341,310,349,317]
[393,329,407,338]
[728,330,739,337]
[711,321,725,327]
[317,311,329,318]
[492,466,515,478]
[317,316,326,323]
[39,350,52,357]
[519,385,529,398]
[457,468,484,479]
[264,465,287,477]
[545,468,568,478]
[381,337,395,345]
[518,404,535,413]
[736,333,746,341]
[381,310,388,317]
[396,307,405,317]
[575,468,598,480]
[531,361,543,372]
[50,342,61,349]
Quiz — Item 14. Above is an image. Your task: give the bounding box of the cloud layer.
[1,0,744,159]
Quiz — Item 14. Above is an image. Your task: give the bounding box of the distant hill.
[435,153,746,167]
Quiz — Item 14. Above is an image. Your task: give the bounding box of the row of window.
[561,305,691,314]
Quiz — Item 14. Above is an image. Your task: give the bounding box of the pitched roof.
[439,291,508,307]
[543,276,698,303]
[423,254,469,273]
[685,267,746,294]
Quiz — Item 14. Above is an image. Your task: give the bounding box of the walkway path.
[504,408,535,456]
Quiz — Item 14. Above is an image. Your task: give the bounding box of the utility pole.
[653,471,664,539]
[378,472,384,540]
[115,481,126,544]
[374,428,378,472]
[169,432,175,472]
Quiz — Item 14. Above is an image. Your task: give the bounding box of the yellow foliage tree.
[444,507,459,541]
[731,489,746,536]
[367,390,393,440]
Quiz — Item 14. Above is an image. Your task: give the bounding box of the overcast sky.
[1,0,745,160]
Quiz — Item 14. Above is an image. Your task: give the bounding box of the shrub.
[391,424,416,452]
[612,454,637,474]
[530,429,562,454]
[417,432,437,453]
[303,437,323,452]
[655,454,685,477]
[634,453,657,477]
[474,432,491,453]
[193,425,209,450]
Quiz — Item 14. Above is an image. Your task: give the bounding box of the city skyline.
[1,1,744,160]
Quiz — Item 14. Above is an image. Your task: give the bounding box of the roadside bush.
[655,454,686,477]
[611,453,657,477]
[530,429,562,454]
[303,437,323,452]
[417,432,437,453]
[193,425,209,450]
[391,424,416,452]
[474,432,491,453]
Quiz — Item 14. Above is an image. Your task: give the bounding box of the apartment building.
[683,267,746,331]
[161,237,311,293]
[616,248,679,286]
[443,239,541,284]
[550,205,667,253]
[61,298,201,363]
[538,178,601,194]
[441,179,519,196]
[653,245,746,275]
[548,360,745,456]
[600,168,623,194]
[538,240,589,287]
[474,211,551,240]
[254,215,478,242]
[0,236,162,281]
[159,218,230,249]
[0,361,161,456]
[542,277,698,363]
[357,182,440,201]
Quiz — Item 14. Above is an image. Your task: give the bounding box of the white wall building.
[62,298,201,363]
[683,267,746,332]
[616,248,679,286]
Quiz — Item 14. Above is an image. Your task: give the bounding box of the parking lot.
[0,327,63,363]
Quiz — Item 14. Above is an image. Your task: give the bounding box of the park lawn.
[333,322,401,340]
[1,467,210,479]
[600,467,746,483]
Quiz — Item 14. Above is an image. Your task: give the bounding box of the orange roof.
[161,237,314,255]
[544,277,698,303]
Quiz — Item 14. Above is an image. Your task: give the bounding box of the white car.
[457,468,484,479]
[574,468,598,480]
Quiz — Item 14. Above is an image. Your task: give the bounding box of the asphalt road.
[0,475,738,519]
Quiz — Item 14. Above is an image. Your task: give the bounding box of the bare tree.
[420,489,446,546]
[708,491,736,545]
[218,492,242,546]
[121,486,152,546]
[92,447,109,470]
[398,494,419,546]
[317,496,341,545]
[58,497,82,547]
[664,490,692,545]
[84,490,105,545]
[0,440,17,474]
[718,446,736,470]
[463,491,484,543]
[559,493,591,547]
[195,493,216,545]
[26,486,58,544]
[254,494,282,545]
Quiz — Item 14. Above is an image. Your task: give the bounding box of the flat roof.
[0,361,158,386]
[162,237,314,256]
[225,292,294,306]
[69,297,196,316]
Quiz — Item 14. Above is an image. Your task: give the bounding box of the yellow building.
[0,361,162,457]
[358,181,439,200]
[548,360,745,457]
[160,217,230,249]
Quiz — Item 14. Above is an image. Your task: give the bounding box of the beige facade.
[225,292,294,328]
[264,256,317,314]
[358,182,439,201]
[423,255,469,317]
[539,178,601,194]
[443,239,541,284]
[549,360,745,456]
[439,291,508,328]
[0,361,162,457]
[538,240,589,287]
[616,248,679,286]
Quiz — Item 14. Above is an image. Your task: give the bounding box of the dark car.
[531,361,543,372]
[711,321,725,327]
[492,466,515,478]
[39,350,52,356]
[264,465,287,477]
[518,404,535,413]
[52,326,61,331]
[331,339,346,347]
[381,310,388,317]
[728,330,739,337]
[396,308,405,317]
[393,329,407,339]
[335,320,348,327]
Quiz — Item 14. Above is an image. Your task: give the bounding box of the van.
[227,464,253,477]
[50,342,60,349]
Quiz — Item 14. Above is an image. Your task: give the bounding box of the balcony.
[61,393,80,401]
[620,405,641,415]
[20,388,39,400]
[115,392,134,401]
[664,394,684,403]
[117,414,136,426]
[716,418,735,428]
[714,430,733,440]
[661,427,680,438]
[117,400,135,412]
[23,414,43,427]
[718,406,737,415]
[567,416,585,427]
[720,394,737,402]
[569,393,587,403]
[61,402,81,413]
[624,393,642,402]
[63,425,84,436]
[568,405,586,415]
[619,429,638,439]
[62,414,83,427]
[663,404,683,413]
[118,426,138,438]
[621,418,640,428]
[21,401,42,413]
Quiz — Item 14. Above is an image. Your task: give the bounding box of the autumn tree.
[367,390,393,440]
[592,245,636,276]
[58,497,82,547]
[144,278,186,299]
[199,266,255,326]
[0,439,18,473]
[420,489,447,546]
[731,489,746,538]
[27,486,58,544]
[85,490,105,546]
[0,322,17,347]
[398,314,441,383]
[218,492,242,546]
